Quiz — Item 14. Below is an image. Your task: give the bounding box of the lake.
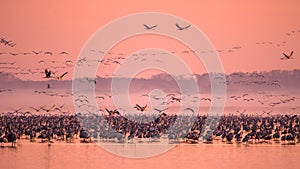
[1,142,299,169]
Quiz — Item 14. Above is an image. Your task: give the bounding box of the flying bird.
[41,105,56,112]
[175,23,191,30]
[95,96,105,100]
[154,108,168,113]
[75,98,89,103]
[236,109,247,114]
[141,94,149,97]
[30,106,45,112]
[10,53,19,56]
[200,97,211,102]
[44,51,53,55]
[32,50,43,55]
[184,108,195,113]
[143,24,157,30]
[134,104,148,112]
[59,51,69,55]
[262,109,273,116]
[23,52,31,55]
[105,108,120,116]
[281,51,294,60]
[171,96,181,103]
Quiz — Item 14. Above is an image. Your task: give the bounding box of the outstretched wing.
[184,107,195,113]
[183,24,191,29]
[150,25,157,29]
[283,53,289,59]
[175,23,182,30]
[60,72,68,78]
[30,107,38,111]
[143,24,150,29]
[105,108,112,115]
[144,24,157,30]
[135,104,142,109]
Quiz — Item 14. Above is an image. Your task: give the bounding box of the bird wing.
[184,25,191,29]
[30,107,38,111]
[149,25,157,29]
[39,105,46,110]
[60,72,68,78]
[167,94,175,97]
[105,108,111,114]
[290,51,294,56]
[184,108,195,113]
[175,23,182,29]
[143,24,150,29]
[143,104,148,109]
[53,107,61,112]
[114,110,120,115]
[283,53,289,58]
[135,104,142,109]
[49,104,56,110]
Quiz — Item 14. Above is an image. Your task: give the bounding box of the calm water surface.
[1,143,299,169]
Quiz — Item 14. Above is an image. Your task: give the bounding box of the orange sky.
[0,0,300,80]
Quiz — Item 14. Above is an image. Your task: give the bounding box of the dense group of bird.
[0,24,299,148]
[1,108,300,147]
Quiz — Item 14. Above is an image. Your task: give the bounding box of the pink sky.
[0,0,300,80]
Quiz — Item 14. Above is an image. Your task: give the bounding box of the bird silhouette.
[281,51,294,60]
[262,109,273,116]
[105,108,120,116]
[41,105,56,112]
[154,108,168,113]
[143,24,157,30]
[175,23,191,30]
[133,104,148,112]
[95,96,105,100]
[236,109,247,115]
[44,69,52,78]
[184,108,195,113]
[44,51,53,55]
[10,53,19,56]
[171,96,181,102]
[32,50,43,55]
[59,51,69,55]
[30,106,45,112]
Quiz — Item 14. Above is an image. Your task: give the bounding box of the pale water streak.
[1,143,299,169]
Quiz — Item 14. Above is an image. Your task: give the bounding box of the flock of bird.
[1,109,300,147]
[143,23,191,31]
[0,24,299,148]
[0,113,90,147]
[0,24,298,81]
[86,109,300,145]
[0,37,16,47]
[0,82,298,114]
